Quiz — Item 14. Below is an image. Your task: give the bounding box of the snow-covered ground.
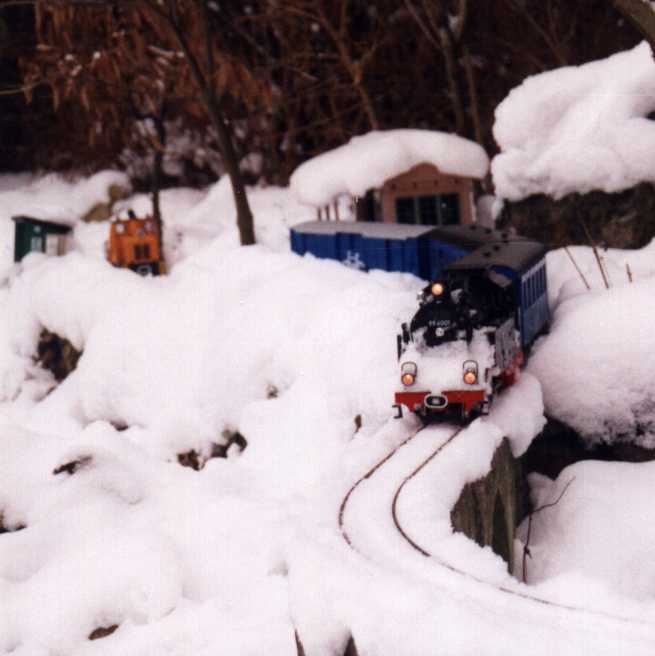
[2,170,655,655]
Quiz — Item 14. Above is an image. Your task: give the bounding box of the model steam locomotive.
[393,239,549,420]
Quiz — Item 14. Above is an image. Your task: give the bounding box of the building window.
[396,197,415,224]
[439,194,460,225]
[418,196,438,224]
[395,194,460,225]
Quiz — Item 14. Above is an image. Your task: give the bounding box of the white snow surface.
[529,240,655,445]
[290,129,489,207]
[493,42,655,200]
[518,460,655,602]
[2,173,655,654]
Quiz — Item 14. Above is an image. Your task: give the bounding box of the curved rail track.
[339,421,655,629]
[338,422,427,551]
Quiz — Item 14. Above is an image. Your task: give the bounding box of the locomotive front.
[393,269,522,421]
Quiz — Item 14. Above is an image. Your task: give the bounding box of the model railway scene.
[4,5,655,655]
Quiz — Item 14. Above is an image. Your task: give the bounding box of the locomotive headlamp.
[463,360,478,385]
[400,361,418,386]
[431,282,445,297]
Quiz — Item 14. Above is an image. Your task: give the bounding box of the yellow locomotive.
[107,210,161,275]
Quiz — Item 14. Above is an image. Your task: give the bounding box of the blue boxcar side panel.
[290,230,303,255]
[389,239,405,273]
[364,237,388,272]
[291,225,475,280]
[291,231,339,260]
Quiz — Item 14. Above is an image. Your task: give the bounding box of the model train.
[393,239,549,420]
[106,210,161,276]
[290,221,549,421]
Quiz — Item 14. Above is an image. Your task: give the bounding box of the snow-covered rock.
[493,42,655,201]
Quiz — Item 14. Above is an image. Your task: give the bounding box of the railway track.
[338,421,427,551]
[339,420,655,629]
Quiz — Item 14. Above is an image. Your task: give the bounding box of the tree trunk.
[152,114,166,263]
[163,0,256,246]
[205,93,256,245]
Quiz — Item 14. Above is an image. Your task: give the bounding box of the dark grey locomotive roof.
[424,224,528,249]
[445,239,548,275]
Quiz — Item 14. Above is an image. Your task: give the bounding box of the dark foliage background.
[0,1,645,188]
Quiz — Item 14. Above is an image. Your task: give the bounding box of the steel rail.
[338,422,426,550]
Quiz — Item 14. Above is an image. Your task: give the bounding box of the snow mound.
[1,170,129,224]
[173,176,315,258]
[0,244,422,467]
[0,423,291,655]
[493,42,655,201]
[291,129,489,207]
[529,273,655,446]
[518,460,655,602]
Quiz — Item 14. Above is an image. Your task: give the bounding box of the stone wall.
[450,438,526,571]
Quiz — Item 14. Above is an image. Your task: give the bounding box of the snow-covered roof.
[492,42,655,201]
[290,129,489,208]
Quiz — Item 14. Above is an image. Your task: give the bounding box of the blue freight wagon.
[290,221,522,282]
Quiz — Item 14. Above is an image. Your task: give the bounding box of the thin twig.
[522,477,575,583]
[580,220,610,290]
[564,246,591,291]
[626,262,633,283]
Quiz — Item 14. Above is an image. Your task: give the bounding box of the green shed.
[12,215,73,263]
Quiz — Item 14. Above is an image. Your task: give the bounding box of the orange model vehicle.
[107,210,161,275]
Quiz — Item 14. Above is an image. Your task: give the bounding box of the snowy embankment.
[493,42,655,201]
[528,241,655,447]
[2,172,655,653]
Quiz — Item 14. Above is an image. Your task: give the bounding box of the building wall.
[380,163,475,225]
